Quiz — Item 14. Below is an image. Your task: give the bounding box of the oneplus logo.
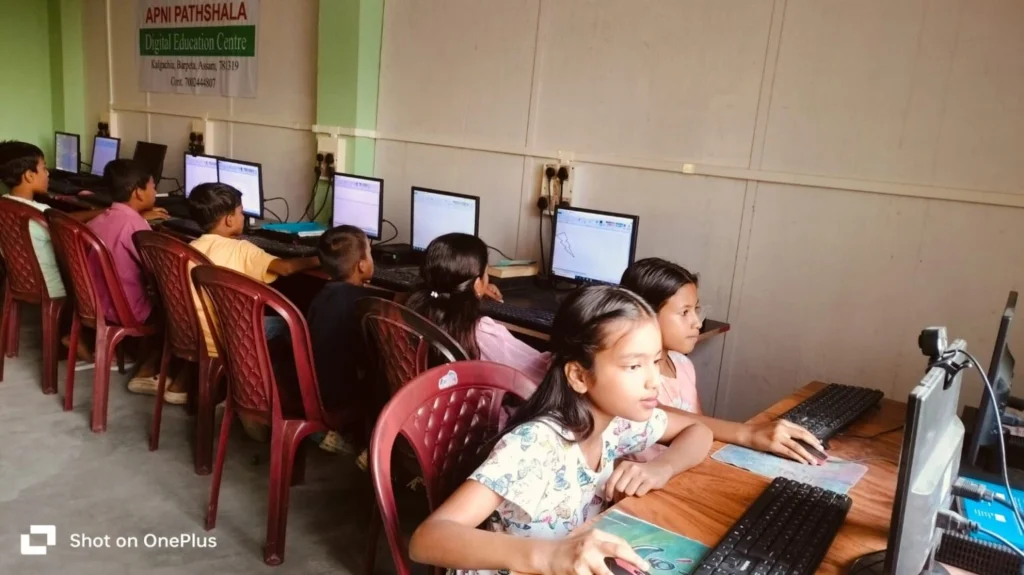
[21,525,56,555]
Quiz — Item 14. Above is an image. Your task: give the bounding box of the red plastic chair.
[0,198,67,394]
[45,210,159,432]
[369,361,536,575]
[133,230,224,474]
[191,264,355,566]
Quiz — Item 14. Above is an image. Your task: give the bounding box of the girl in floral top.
[620,258,825,465]
[409,286,714,575]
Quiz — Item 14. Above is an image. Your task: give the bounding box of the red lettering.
[237,2,246,20]
[145,6,155,23]
[173,6,183,23]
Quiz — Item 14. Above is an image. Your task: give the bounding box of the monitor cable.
[263,197,290,222]
[487,245,513,261]
[955,348,1024,534]
[310,155,336,223]
[373,219,399,246]
[937,509,1024,558]
[301,155,324,221]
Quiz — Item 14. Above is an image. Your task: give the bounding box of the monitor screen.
[54,132,80,174]
[132,141,167,184]
[332,173,383,239]
[184,153,219,197]
[410,188,480,251]
[217,158,263,218]
[90,136,120,176]
[550,207,639,284]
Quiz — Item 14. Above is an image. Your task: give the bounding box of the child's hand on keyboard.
[742,420,825,465]
[142,207,170,221]
[481,283,504,303]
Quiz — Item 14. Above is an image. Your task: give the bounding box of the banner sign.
[137,0,259,97]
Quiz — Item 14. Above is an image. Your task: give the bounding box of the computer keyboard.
[160,217,203,237]
[240,233,317,258]
[371,266,422,291]
[694,477,851,575]
[779,383,884,441]
[481,299,555,331]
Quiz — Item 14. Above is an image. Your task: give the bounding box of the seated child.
[188,183,319,438]
[306,225,386,453]
[620,257,825,465]
[86,159,171,395]
[0,140,102,363]
[408,285,714,574]
[406,233,551,385]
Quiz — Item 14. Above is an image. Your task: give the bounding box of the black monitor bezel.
[89,135,121,177]
[53,131,81,175]
[183,152,221,197]
[964,290,1018,468]
[409,186,481,252]
[332,172,385,240]
[216,157,264,219]
[132,141,168,184]
[548,205,640,285]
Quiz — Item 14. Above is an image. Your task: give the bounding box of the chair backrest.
[190,264,322,422]
[0,198,50,301]
[355,297,469,398]
[133,230,211,361]
[370,361,535,575]
[45,209,140,327]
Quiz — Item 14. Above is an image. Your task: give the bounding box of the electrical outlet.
[539,162,574,214]
[316,135,346,180]
[189,119,213,155]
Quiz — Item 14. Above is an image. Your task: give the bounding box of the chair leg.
[263,421,306,566]
[205,398,234,531]
[149,336,173,451]
[365,500,381,575]
[0,289,10,381]
[6,298,20,358]
[90,327,119,433]
[40,300,63,395]
[194,357,218,475]
[63,314,81,411]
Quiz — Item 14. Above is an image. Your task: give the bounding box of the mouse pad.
[712,444,868,494]
[592,510,709,574]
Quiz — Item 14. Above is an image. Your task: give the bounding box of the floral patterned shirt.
[455,411,669,575]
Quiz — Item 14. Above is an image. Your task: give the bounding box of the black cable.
[263,205,283,223]
[311,176,333,222]
[487,244,513,261]
[159,176,183,195]
[958,348,1024,534]
[301,176,321,221]
[537,206,547,277]
[841,424,904,440]
[373,219,399,245]
[263,197,290,222]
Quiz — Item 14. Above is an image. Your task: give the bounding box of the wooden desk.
[614,381,906,574]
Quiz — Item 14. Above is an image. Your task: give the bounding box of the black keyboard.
[779,383,884,441]
[371,266,422,291]
[694,477,851,575]
[160,217,203,237]
[240,234,317,258]
[481,299,555,331]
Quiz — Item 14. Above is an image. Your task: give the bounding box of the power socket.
[316,135,346,180]
[539,162,574,214]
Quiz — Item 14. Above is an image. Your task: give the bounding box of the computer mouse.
[604,557,649,575]
[794,438,828,462]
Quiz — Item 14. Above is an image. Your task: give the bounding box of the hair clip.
[430,291,439,299]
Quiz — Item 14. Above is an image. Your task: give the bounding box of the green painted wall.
[314,0,383,224]
[0,0,56,156]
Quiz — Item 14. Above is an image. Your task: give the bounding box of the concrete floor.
[0,308,424,575]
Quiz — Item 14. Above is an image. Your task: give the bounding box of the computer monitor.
[184,153,219,197]
[332,173,383,240]
[54,132,80,174]
[964,291,1018,470]
[217,158,263,219]
[851,335,967,575]
[132,141,167,184]
[550,206,639,285]
[90,136,120,177]
[410,187,480,251]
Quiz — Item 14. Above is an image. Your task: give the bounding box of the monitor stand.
[847,550,949,574]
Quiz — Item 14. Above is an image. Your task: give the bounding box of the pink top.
[87,203,153,324]
[475,316,551,386]
[632,351,701,462]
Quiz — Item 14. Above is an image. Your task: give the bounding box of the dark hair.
[103,159,152,203]
[620,257,699,311]
[188,182,242,232]
[405,233,488,359]
[0,140,44,189]
[319,225,369,279]
[500,285,656,441]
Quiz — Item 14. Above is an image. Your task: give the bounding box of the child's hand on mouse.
[541,529,649,575]
[741,420,825,465]
[605,460,673,501]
